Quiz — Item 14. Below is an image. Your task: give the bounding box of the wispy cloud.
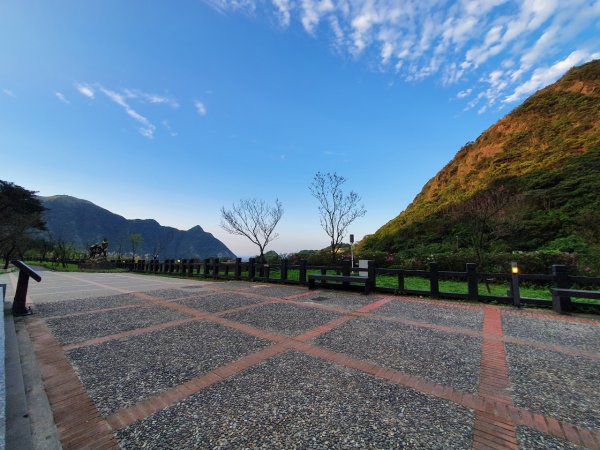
[3,89,16,98]
[98,86,156,138]
[123,89,179,108]
[194,100,207,116]
[73,82,185,138]
[202,0,600,110]
[55,91,70,104]
[504,50,600,103]
[76,83,95,99]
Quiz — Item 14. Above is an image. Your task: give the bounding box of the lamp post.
[511,261,521,308]
[350,234,354,268]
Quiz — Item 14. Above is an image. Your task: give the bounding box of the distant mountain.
[40,195,236,259]
[362,59,600,254]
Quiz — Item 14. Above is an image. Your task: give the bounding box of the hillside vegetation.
[362,60,600,262]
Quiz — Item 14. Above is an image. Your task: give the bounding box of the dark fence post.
[466,263,478,301]
[299,259,307,285]
[248,258,256,280]
[264,264,270,280]
[341,260,350,287]
[397,270,405,293]
[212,258,219,279]
[429,262,439,297]
[552,264,571,314]
[367,260,375,291]
[281,258,288,282]
[235,258,242,279]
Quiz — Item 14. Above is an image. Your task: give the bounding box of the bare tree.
[220,198,283,262]
[449,185,514,266]
[129,233,143,261]
[309,172,366,262]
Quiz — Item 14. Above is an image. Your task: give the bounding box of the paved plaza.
[2,269,600,449]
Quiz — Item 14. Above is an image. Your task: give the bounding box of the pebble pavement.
[503,315,600,352]
[506,343,600,429]
[9,270,598,450]
[45,305,189,345]
[176,293,263,313]
[222,302,342,336]
[34,293,141,317]
[374,299,484,330]
[314,317,482,393]
[517,426,586,449]
[116,350,474,449]
[67,320,272,414]
[292,291,375,310]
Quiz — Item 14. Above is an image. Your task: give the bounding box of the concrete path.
[2,270,600,449]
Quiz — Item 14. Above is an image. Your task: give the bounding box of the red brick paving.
[19,275,600,449]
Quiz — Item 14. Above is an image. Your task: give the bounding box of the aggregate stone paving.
[176,293,263,313]
[249,285,309,298]
[34,293,141,317]
[116,350,474,449]
[374,299,483,330]
[46,305,190,345]
[67,321,272,415]
[292,291,376,310]
[516,426,586,449]
[139,288,195,300]
[222,302,342,337]
[506,343,600,429]
[503,314,600,352]
[314,317,481,393]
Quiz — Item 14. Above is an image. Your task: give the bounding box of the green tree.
[309,172,366,262]
[0,180,46,268]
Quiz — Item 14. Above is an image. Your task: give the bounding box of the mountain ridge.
[41,195,235,259]
[362,59,600,254]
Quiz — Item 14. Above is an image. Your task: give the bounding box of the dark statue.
[89,238,108,259]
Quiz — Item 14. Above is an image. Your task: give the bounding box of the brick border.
[25,318,119,450]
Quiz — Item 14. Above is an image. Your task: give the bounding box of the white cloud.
[99,86,156,138]
[76,83,95,99]
[195,100,207,116]
[201,0,600,110]
[123,89,179,108]
[504,49,594,102]
[457,88,472,98]
[272,0,292,26]
[2,89,16,98]
[55,91,70,104]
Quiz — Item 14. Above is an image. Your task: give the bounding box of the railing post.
[367,260,375,292]
[248,258,256,280]
[235,258,242,279]
[466,263,478,301]
[281,258,288,282]
[397,270,405,293]
[213,258,219,279]
[429,262,439,297]
[299,259,307,285]
[552,264,571,314]
[341,260,350,287]
[264,264,270,280]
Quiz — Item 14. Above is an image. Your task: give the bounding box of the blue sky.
[2,0,599,256]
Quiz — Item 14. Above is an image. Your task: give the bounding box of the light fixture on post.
[511,261,521,308]
[350,234,354,268]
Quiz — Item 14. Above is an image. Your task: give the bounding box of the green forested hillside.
[362,59,600,257]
